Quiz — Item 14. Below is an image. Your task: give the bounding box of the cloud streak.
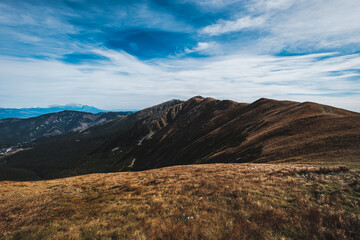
[200,16,266,36]
[251,0,360,52]
[1,51,359,111]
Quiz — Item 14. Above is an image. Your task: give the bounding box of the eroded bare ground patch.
[0,163,359,240]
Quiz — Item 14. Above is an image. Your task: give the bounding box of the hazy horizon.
[0,103,138,112]
[1,96,359,113]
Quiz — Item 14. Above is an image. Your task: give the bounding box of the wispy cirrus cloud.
[200,16,266,36]
[247,0,360,53]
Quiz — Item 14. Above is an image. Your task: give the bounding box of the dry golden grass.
[0,163,359,240]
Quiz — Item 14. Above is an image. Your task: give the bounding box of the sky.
[0,0,359,111]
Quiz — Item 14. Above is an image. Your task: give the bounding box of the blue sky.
[0,0,359,111]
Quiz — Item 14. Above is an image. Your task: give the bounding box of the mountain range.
[1,96,359,180]
[0,110,132,149]
[0,104,127,119]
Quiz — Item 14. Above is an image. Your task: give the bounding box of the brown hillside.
[2,96,360,180]
[127,97,360,170]
[1,163,359,239]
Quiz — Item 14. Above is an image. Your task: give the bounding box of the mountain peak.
[190,95,205,99]
[254,97,277,103]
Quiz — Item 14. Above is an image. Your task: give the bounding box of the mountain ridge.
[0,110,132,153]
[1,96,359,180]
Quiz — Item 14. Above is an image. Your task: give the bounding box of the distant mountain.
[1,96,359,180]
[0,110,132,151]
[0,104,117,119]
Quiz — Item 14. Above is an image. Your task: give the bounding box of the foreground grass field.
[0,163,359,240]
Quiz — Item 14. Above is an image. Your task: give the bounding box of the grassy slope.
[1,163,359,240]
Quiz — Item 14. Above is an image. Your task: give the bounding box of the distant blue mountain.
[0,105,111,119]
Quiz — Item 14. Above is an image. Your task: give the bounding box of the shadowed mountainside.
[1,96,359,180]
[0,105,107,119]
[0,111,132,148]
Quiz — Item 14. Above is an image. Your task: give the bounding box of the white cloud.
[270,0,360,47]
[1,51,359,112]
[0,0,360,111]
[181,0,240,10]
[184,42,211,53]
[1,0,360,112]
[245,0,360,52]
[176,42,220,56]
[200,16,266,36]
[199,0,360,54]
[249,0,297,11]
